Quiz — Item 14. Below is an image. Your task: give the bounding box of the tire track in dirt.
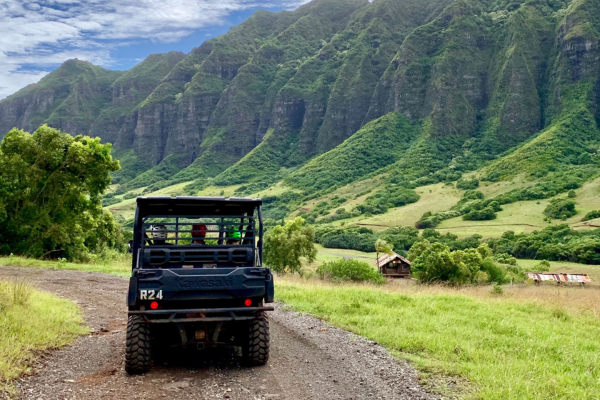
[0,266,443,400]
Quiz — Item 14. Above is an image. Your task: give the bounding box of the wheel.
[242,312,270,366]
[125,315,152,374]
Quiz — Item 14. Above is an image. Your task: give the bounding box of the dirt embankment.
[0,266,440,400]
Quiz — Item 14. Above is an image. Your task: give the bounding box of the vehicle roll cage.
[131,197,264,270]
[141,215,257,246]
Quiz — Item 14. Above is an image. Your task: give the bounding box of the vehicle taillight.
[244,299,252,307]
[150,301,159,310]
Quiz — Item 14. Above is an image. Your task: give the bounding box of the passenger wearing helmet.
[191,224,207,245]
[150,224,167,245]
[226,226,242,245]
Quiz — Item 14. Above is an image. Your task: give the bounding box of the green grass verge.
[0,280,88,391]
[275,280,600,399]
[0,256,130,278]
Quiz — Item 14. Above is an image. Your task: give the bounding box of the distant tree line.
[315,222,600,266]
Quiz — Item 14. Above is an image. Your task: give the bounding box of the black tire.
[125,315,152,375]
[242,312,270,366]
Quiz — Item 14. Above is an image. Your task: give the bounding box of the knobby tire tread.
[125,315,152,374]
[243,312,270,366]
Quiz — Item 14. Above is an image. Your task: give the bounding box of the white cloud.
[0,0,311,99]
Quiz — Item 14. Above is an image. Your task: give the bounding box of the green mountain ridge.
[1,0,600,229]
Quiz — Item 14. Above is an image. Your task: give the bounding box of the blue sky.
[0,1,311,99]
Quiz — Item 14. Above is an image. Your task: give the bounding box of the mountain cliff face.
[1,0,599,193]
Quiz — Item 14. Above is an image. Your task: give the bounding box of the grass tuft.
[10,279,32,306]
[0,280,88,393]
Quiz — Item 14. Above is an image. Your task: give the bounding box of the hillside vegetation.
[1,0,598,206]
[1,0,600,262]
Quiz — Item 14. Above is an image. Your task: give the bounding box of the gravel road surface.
[0,266,440,400]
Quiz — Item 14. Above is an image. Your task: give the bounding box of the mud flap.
[265,273,274,303]
[127,277,138,307]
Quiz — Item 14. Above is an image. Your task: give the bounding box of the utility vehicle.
[125,196,273,374]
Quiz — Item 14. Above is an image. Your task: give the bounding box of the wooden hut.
[376,252,412,278]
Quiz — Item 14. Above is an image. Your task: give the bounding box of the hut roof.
[375,252,411,268]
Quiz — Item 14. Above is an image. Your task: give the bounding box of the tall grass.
[0,280,88,393]
[276,278,600,399]
[10,279,32,306]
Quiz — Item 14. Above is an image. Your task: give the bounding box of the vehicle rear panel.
[128,267,274,307]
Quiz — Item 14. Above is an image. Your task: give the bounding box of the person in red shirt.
[191,224,207,245]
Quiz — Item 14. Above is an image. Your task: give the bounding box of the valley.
[2,0,600,398]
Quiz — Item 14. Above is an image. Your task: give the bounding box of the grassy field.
[276,278,600,399]
[326,183,463,231]
[436,176,600,238]
[315,244,377,260]
[0,280,88,392]
[320,182,463,231]
[437,199,554,237]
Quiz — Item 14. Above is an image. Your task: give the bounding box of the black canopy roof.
[136,196,262,218]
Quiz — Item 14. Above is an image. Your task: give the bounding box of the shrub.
[532,260,551,272]
[456,179,479,190]
[582,210,600,221]
[463,190,485,201]
[102,197,121,207]
[481,257,506,283]
[491,285,504,295]
[359,186,420,216]
[544,199,577,219]
[123,192,139,200]
[473,270,490,284]
[317,259,385,285]
[463,206,497,221]
[315,226,377,252]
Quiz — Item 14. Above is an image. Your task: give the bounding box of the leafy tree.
[375,238,394,273]
[264,217,316,274]
[0,126,121,260]
[487,225,600,264]
[378,226,419,251]
[408,240,523,285]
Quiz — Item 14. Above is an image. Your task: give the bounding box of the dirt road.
[0,266,438,400]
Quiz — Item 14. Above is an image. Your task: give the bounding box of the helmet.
[150,224,167,239]
[192,224,207,238]
[226,226,242,240]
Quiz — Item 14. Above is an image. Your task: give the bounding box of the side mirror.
[128,240,134,254]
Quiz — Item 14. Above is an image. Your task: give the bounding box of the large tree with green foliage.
[408,240,524,285]
[0,125,121,260]
[264,217,316,274]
